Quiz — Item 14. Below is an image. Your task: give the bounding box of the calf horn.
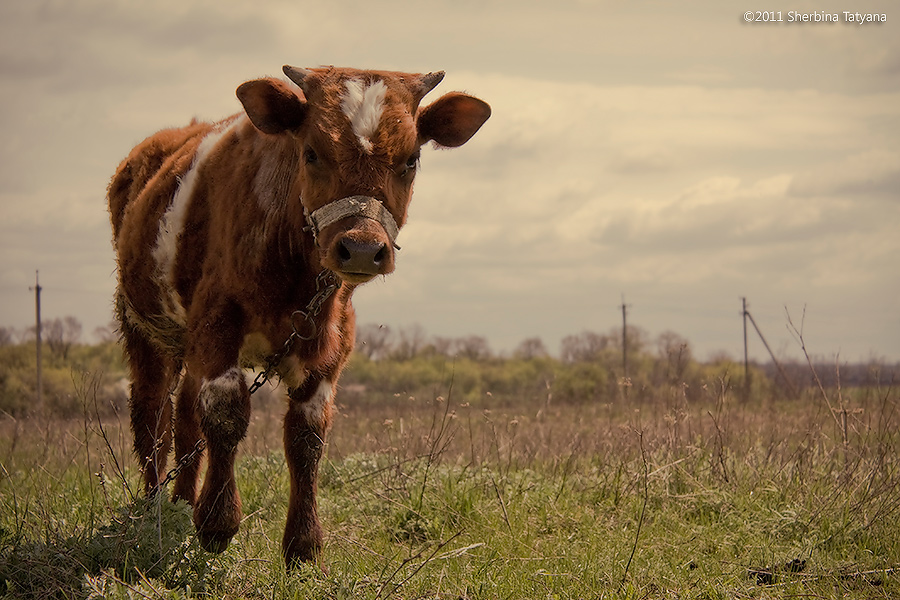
[283,65,313,95]
[414,71,445,99]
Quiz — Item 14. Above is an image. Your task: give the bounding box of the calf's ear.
[417,93,491,148]
[236,78,307,135]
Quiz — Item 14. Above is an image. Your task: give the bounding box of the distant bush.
[0,342,127,418]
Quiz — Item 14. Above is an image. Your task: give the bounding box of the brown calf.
[108,65,490,566]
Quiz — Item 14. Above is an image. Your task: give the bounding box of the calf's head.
[236,66,491,285]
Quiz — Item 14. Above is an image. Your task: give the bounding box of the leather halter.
[303,195,401,249]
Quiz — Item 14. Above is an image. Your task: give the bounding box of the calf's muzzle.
[305,195,401,282]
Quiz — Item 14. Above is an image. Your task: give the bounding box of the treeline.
[346,324,897,406]
[1,319,895,417]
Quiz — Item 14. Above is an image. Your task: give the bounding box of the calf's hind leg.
[121,320,177,495]
[171,373,203,504]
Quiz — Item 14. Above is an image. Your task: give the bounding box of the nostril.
[373,244,387,265]
[338,241,352,262]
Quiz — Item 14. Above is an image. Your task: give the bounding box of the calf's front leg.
[193,366,251,553]
[282,376,335,566]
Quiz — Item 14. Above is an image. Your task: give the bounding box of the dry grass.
[1,364,899,598]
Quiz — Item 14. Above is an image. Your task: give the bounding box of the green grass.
[1,376,899,598]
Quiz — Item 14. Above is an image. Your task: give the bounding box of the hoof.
[284,549,319,569]
[285,552,327,575]
[283,533,323,569]
[198,530,234,554]
[194,503,239,554]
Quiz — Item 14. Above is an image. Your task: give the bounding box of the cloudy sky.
[1,0,898,362]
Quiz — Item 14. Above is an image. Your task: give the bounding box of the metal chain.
[247,269,339,395]
[155,437,206,493]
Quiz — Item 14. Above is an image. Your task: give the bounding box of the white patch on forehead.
[341,78,387,154]
[152,117,239,324]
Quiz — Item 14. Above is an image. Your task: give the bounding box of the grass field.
[1,368,898,599]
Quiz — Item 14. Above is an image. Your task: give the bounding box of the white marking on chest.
[341,78,387,154]
[152,118,240,324]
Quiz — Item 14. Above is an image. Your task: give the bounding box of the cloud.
[789,150,900,197]
[665,66,734,85]
[412,71,899,238]
[0,1,280,85]
[608,145,677,174]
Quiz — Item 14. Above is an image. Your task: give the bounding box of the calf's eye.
[403,151,420,175]
[304,147,318,165]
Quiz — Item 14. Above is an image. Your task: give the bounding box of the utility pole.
[620,295,630,380]
[30,271,43,409]
[742,297,750,401]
